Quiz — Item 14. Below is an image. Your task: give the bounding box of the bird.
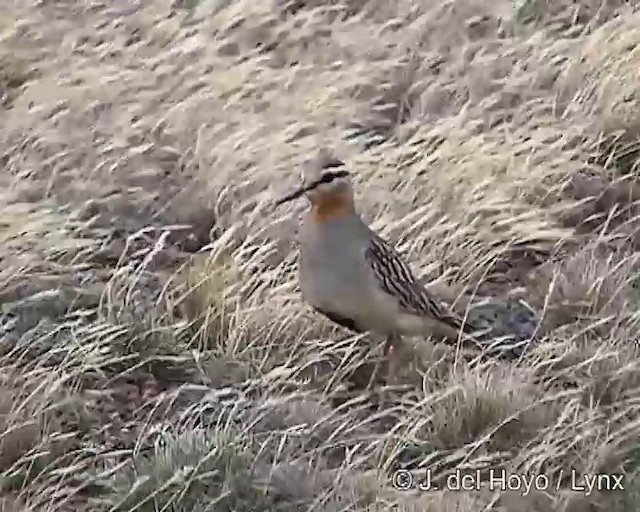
[273,149,494,388]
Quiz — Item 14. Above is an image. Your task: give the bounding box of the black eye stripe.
[319,169,348,184]
[323,158,345,170]
[308,169,349,190]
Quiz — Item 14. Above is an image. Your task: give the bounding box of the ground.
[1,0,640,510]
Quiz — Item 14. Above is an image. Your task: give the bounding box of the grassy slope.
[2,0,640,510]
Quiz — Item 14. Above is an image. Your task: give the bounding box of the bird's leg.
[366,336,388,391]
[366,344,383,392]
[366,333,401,391]
[384,333,401,386]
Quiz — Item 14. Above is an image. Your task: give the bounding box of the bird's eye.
[319,172,335,184]
[318,169,349,185]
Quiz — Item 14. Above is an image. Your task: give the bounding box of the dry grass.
[2,0,640,510]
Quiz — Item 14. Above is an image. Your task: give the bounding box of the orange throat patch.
[311,191,351,221]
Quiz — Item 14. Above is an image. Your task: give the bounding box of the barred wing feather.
[364,236,474,335]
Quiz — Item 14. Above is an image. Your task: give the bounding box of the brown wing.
[364,235,474,335]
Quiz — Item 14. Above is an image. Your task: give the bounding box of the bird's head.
[274,149,355,220]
